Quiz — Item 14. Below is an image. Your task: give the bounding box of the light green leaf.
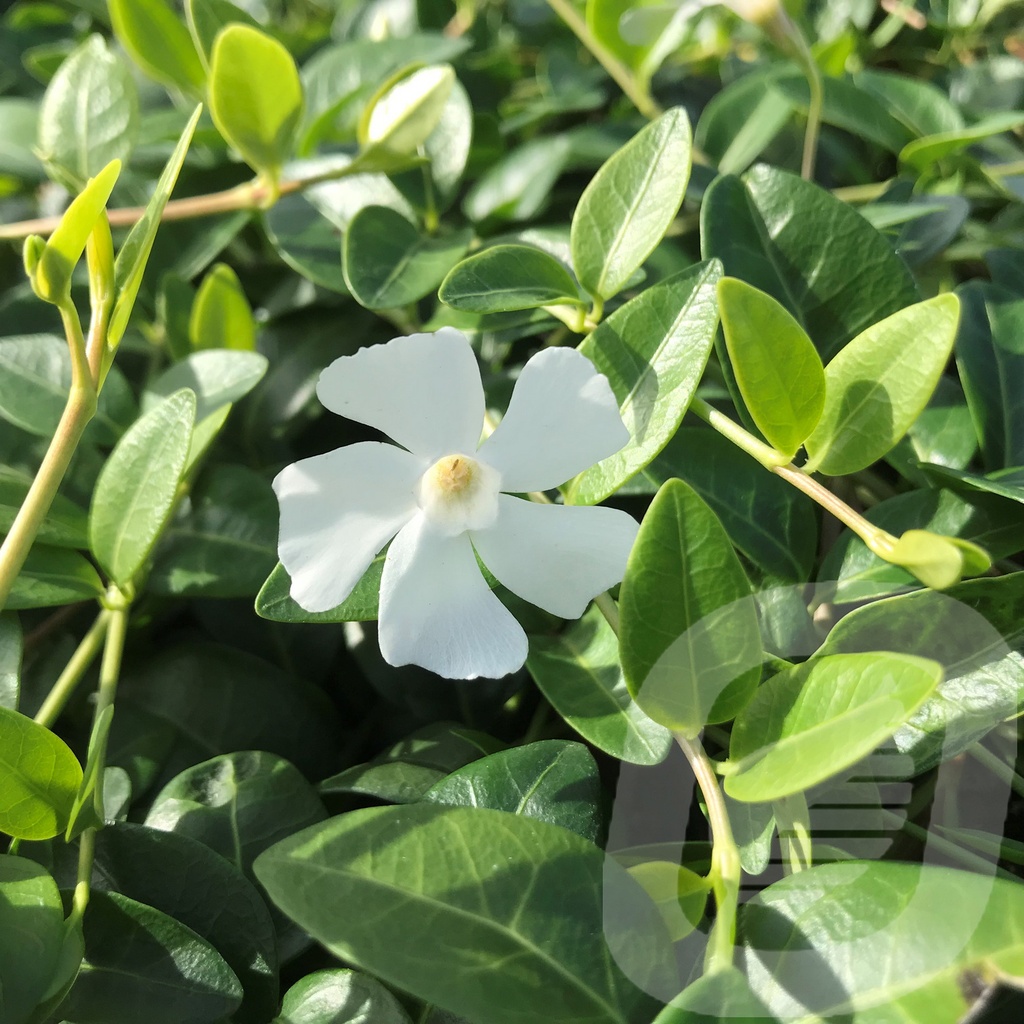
[109,0,206,94]
[185,0,261,68]
[7,545,104,609]
[0,855,65,1024]
[527,606,672,766]
[439,243,582,313]
[570,107,691,301]
[344,206,472,309]
[359,64,455,158]
[654,968,777,1024]
[568,260,721,505]
[210,24,303,179]
[189,263,257,351]
[725,652,942,802]
[742,862,1024,1022]
[89,389,197,587]
[37,36,137,190]
[0,705,83,839]
[900,111,1024,171]
[143,349,268,423]
[624,861,709,943]
[60,890,243,1024]
[275,969,412,1024]
[718,276,825,458]
[108,105,202,352]
[256,558,384,623]
[65,704,114,841]
[804,294,961,476]
[254,805,671,1022]
[619,480,762,736]
[0,467,89,548]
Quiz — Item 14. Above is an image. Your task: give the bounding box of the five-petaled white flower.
[273,328,639,680]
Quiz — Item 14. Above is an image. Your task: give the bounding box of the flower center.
[417,453,500,535]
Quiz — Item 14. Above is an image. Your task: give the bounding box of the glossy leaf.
[144,349,268,423]
[900,111,1024,171]
[742,862,1024,1022]
[0,614,20,711]
[854,69,965,137]
[360,64,454,158]
[108,105,202,351]
[146,751,327,877]
[255,804,670,1023]
[568,260,721,505]
[0,855,65,1024]
[571,107,691,301]
[619,480,762,736]
[265,192,349,293]
[208,24,302,179]
[109,0,206,94]
[89,389,196,586]
[344,206,472,309]
[527,606,672,766]
[439,244,583,313]
[463,136,572,224]
[718,276,825,458]
[37,36,137,189]
[423,740,603,842]
[257,557,384,623]
[0,704,83,839]
[701,165,919,360]
[726,652,942,802]
[0,467,88,548]
[804,294,960,476]
[653,968,777,1024]
[190,263,257,351]
[275,969,413,1024]
[58,890,243,1024]
[6,545,104,609]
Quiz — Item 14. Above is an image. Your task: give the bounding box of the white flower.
[272,328,639,680]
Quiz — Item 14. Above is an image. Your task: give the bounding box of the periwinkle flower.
[273,328,639,680]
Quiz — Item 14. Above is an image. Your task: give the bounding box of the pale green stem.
[677,734,741,973]
[542,0,662,119]
[968,743,1024,801]
[33,611,111,728]
[787,21,824,181]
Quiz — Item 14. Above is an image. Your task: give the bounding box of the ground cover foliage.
[1,0,1024,1021]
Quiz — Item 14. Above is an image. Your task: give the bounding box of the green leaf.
[144,349,268,424]
[65,704,114,841]
[900,111,1024,171]
[185,0,261,68]
[620,861,709,944]
[423,740,603,843]
[89,389,197,587]
[254,805,670,1023]
[7,545,104,609]
[0,98,44,181]
[0,467,88,547]
[59,890,243,1024]
[439,244,582,313]
[264,193,349,293]
[37,36,137,190]
[568,260,721,505]
[210,24,303,179]
[725,652,942,802]
[854,69,965,137]
[701,165,919,361]
[655,970,777,1024]
[619,480,762,736]
[0,704,83,839]
[718,276,825,458]
[956,282,1024,469]
[0,614,20,711]
[570,107,691,301]
[108,105,202,351]
[923,464,1024,505]
[804,294,961,476]
[145,751,327,877]
[819,573,1024,774]
[0,855,65,1024]
[742,862,1024,1022]
[189,263,257,351]
[527,606,672,766]
[344,206,472,309]
[637,428,818,583]
[359,64,455,158]
[256,557,384,623]
[275,969,412,1024]
[109,0,206,94]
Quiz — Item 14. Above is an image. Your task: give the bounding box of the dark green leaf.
[854,70,965,137]
[7,545,103,609]
[527,606,672,766]
[275,969,412,1024]
[0,466,88,547]
[568,260,721,505]
[255,805,671,1023]
[423,740,603,842]
[620,480,762,735]
[265,193,348,293]
[900,112,1024,171]
[256,557,384,623]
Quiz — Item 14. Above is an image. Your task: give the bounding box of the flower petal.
[378,515,528,679]
[471,495,638,619]
[273,442,424,613]
[477,347,628,491]
[316,328,484,459]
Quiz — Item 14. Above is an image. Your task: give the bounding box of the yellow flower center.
[417,453,501,535]
[427,454,475,497]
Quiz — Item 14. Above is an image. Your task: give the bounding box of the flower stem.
[676,733,741,973]
[542,0,662,120]
[33,610,111,728]
[968,743,1024,801]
